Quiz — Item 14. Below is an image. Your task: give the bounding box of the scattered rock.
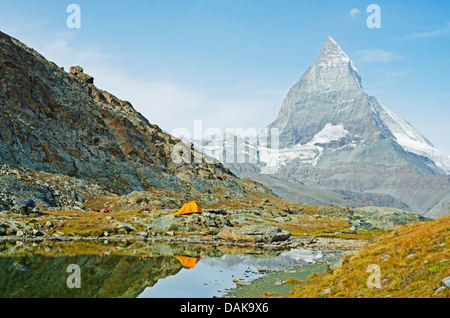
[0,224,6,236]
[349,206,430,230]
[307,237,318,244]
[217,225,291,243]
[321,288,331,295]
[32,229,43,236]
[116,222,135,234]
[203,209,228,215]
[442,276,450,288]
[434,286,446,295]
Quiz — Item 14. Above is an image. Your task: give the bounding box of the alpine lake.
[0,239,348,298]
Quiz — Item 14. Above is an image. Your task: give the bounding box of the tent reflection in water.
[175,256,201,269]
[173,201,202,215]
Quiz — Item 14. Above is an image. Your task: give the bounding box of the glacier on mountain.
[376,103,450,174]
[195,36,449,217]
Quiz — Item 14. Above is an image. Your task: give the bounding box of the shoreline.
[0,233,368,251]
[0,233,368,299]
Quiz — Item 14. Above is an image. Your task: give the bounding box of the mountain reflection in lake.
[0,240,343,298]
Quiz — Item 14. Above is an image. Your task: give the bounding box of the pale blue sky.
[1,1,449,153]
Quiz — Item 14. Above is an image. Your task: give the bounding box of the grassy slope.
[288,215,450,298]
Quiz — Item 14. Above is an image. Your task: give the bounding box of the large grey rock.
[217,225,291,243]
[0,223,6,236]
[442,276,450,288]
[348,206,430,230]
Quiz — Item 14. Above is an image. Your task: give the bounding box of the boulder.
[442,276,450,288]
[116,222,135,234]
[0,223,6,236]
[217,225,290,243]
[203,209,228,215]
[349,206,430,230]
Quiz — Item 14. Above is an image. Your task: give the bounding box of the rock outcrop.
[348,206,430,230]
[217,225,291,243]
[0,30,273,210]
[69,66,94,84]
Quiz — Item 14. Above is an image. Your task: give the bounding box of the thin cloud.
[384,71,409,78]
[353,49,403,63]
[33,35,283,135]
[0,19,51,37]
[38,32,108,69]
[398,21,450,40]
[349,8,361,19]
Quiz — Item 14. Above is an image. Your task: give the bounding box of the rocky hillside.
[0,30,274,210]
[288,215,450,298]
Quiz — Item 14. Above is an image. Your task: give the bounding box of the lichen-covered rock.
[217,225,291,243]
[69,65,94,84]
[150,211,233,233]
[0,223,7,236]
[349,206,430,230]
[442,276,450,288]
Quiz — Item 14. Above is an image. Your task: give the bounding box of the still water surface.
[0,241,343,298]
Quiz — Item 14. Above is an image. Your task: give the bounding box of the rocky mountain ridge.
[0,30,275,210]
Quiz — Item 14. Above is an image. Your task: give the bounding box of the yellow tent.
[174,201,202,215]
[175,256,201,269]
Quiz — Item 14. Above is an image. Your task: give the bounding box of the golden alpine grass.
[288,215,450,298]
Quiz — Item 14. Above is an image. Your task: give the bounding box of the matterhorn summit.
[320,36,347,58]
[214,36,450,218]
[266,37,450,174]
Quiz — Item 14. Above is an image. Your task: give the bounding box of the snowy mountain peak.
[320,36,348,60]
[313,37,363,89]
[264,37,450,176]
[197,37,450,217]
